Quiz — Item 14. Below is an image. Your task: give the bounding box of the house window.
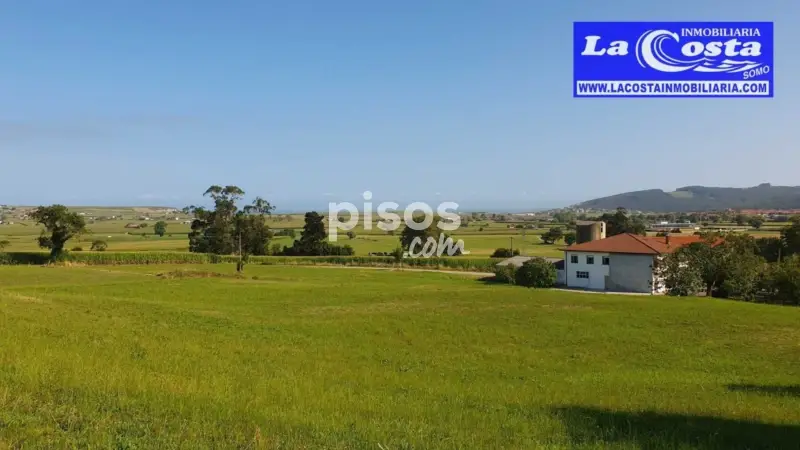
[576,271,589,279]
[602,256,610,265]
[570,255,578,264]
[586,256,594,265]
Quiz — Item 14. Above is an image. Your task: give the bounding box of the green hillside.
[575,183,800,212]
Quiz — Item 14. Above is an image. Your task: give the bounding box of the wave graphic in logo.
[635,30,762,74]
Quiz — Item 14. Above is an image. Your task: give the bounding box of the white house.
[561,233,705,294]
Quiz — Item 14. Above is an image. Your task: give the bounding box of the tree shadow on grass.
[552,406,800,450]
[726,384,800,398]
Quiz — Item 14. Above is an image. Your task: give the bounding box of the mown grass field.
[1,264,798,449]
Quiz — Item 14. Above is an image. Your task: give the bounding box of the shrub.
[493,264,516,284]
[760,256,800,305]
[515,257,556,288]
[346,231,356,240]
[491,248,520,258]
[71,246,83,252]
[90,240,108,251]
[275,229,296,238]
[270,243,283,256]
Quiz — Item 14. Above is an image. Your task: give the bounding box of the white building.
[561,233,705,294]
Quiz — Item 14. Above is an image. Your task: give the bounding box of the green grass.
[0,264,798,449]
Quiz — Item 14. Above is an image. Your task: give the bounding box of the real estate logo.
[328,191,469,258]
[573,22,774,98]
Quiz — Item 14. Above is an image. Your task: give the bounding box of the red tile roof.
[562,233,706,255]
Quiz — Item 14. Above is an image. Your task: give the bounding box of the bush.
[515,257,557,288]
[275,229,296,238]
[346,231,356,240]
[491,248,520,258]
[493,264,516,284]
[760,256,800,305]
[71,246,83,252]
[90,240,108,251]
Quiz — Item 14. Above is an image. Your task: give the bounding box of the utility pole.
[510,236,513,254]
[237,230,243,273]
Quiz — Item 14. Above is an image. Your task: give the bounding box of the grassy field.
[0,264,798,449]
[0,220,564,257]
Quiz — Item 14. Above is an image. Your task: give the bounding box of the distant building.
[575,221,606,244]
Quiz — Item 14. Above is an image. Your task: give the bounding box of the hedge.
[0,252,497,272]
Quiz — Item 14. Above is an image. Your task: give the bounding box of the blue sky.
[0,1,795,211]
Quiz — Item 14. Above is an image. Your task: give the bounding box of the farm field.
[0,219,564,257]
[0,265,798,449]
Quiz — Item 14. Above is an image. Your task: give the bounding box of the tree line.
[656,218,800,305]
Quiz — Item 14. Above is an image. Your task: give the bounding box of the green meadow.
[0,217,563,257]
[1,264,798,449]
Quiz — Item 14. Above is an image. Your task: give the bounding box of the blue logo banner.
[573,22,773,98]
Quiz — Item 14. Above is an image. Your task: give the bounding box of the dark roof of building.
[561,233,710,255]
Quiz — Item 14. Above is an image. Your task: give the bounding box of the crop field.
[1,264,798,449]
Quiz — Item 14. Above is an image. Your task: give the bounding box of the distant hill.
[573,184,800,212]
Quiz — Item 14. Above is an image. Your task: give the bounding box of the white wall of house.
[564,251,610,290]
[605,254,658,293]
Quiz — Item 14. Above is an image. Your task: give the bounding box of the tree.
[781,217,800,256]
[658,234,764,298]
[399,217,438,252]
[243,196,275,216]
[491,248,520,258]
[598,207,646,237]
[346,231,356,240]
[187,187,275,265]
[298,212,327,252]
[748,216,765,229]
[154,220,167,237]
[540,227,564,245]
[493,264,516,284]
[552,211,576,224]
[280,212,353,256]
[30,205,87,258]
[90,240,108,251]
[756,236,785,263]
[515,258,557,288]
[734,214,749,226]
[234,214,274,257]
[0,240,9,252]
[563,232,576,246]
[760,256,800,306]
[233,197,277,271]
[656,252,704,296]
